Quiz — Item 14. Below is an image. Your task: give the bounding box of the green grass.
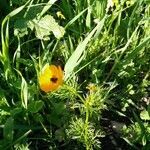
[0,0,150,149]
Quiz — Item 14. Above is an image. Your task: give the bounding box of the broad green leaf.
[10,108,22,116]
[3,117,14,141]
[14,4,44,37]
[33,15,65,40]
[13,1,58,38]
[14,19,28,37]
[54,102,66,115]
[28,100,44,113]
[140,109,150,121]
[34,19,51,40]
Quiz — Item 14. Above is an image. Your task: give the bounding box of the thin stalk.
[105,24,140,81]
[85,103,90,150]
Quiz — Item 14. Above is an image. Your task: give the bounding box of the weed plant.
[0,0,150,149]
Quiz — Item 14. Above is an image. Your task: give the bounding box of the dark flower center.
[50,77,58,83]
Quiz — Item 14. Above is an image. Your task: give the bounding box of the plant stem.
[85,99,90,150]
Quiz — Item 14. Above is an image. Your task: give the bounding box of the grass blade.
[64,17,106,80]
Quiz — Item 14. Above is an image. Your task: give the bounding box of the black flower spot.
[50,77,58,83]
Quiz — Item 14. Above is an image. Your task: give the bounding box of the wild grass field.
[0,0,150,149]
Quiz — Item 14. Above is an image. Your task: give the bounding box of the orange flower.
[39,64,63,92]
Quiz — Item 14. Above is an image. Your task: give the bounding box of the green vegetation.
[0,0,150,149]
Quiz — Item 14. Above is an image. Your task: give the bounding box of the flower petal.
[39,64,63,92]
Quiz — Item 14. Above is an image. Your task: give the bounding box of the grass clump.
[0,0,150,149]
